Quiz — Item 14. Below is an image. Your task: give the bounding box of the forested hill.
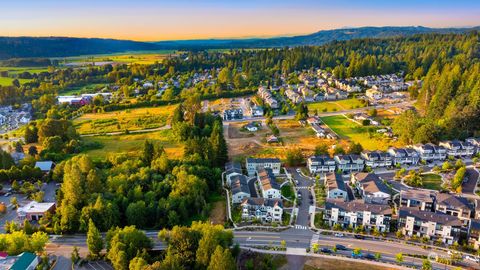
[0,37,159,60]
[153,26,480,49]
[0,26,479,60]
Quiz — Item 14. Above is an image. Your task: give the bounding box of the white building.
[246,158,281,177]
[325,173,348,201]
[241,198,283,223]
[231,175,251,204]
[350,173,391,204]
[307,155,336,174]
[257,168,281,199]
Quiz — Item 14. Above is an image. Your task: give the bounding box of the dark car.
[320,248,332,253]
[335,244,347,250]
[365,253,376,260]
[310,200,314,205]
[309,194,313,200]
[354,234,365,239]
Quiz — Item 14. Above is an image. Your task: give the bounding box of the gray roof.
[325,173,346,191]
[326,199,392,215]
[241,197,283,208]
[399,207,463,226]
[400,189,435,203]
[246,157,281,164]
[352,172,380,183]
[231,175,250,195]
[258,168,280,191]
[436,193,472,212]
[225,162,242,175]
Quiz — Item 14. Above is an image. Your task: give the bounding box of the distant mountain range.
[0,26,479,60]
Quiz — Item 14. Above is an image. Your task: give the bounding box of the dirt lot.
[304,257,398,270]
[225,119,349,161]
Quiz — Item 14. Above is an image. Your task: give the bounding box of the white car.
[465,255,479,263]
[334,233,344,237]
[296,168,301,173]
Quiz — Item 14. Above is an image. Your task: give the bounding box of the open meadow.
[81,129,183,161]
[320,115,400,150]
[0,76,33,86]
[307,98,367,113]
[60,50,175,66]
[74,104,177,135]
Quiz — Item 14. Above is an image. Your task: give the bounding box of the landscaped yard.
[307,98,366,113]
[281,184,295,200]
[421,173,443,190]
[320,115,399,150]
[74,104,176,134]
[81,129,183,161]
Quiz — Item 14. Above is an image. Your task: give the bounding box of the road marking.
[294,225,308,230]
[236,234,280,239]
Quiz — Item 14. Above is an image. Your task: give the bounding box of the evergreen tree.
[87,219,103,258]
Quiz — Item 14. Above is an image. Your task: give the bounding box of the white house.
[325,173,348,201]
[230,175,251,204]
[241,198,283,223]
[246,158,281,177]
[350,172,391,204]
[257,168,281,199]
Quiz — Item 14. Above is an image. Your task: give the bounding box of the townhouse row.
[308,138,480,175]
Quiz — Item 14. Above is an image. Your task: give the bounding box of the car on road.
[365,253,376,260]
[310,200,314,205]
[335,244,347,250]
[295,180,299,185]
[320,248,332,254]
[296,168,301,173]
[354,234,365,239]
[309,194,313,200]
[351,251,363,258]
[465,255,479,263]
[3,192,10,197]
[334,233,344,237]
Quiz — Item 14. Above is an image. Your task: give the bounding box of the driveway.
[288,168,314,229]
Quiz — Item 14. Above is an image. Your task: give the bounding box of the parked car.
[351,251,363,258]
[310,200,314,205]
[3,192,11,197]
[334,233,344,237]
[354,234,365,239]
[365,253,376,260]
[320,248,332,254]
[296,168,301,173]
[465,255,479,263]
[335,244,347,250]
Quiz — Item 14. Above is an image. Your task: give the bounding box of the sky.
[1,0,479,41]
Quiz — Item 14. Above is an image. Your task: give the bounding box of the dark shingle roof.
[326,199,392,215]
[436,193,472,212]
[325,173,346,191]
[399,207,463,226]
[231,175,250,195]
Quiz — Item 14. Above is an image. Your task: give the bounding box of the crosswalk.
[310,233,319,247]
[295,186,311,190]
[294,224,308,230]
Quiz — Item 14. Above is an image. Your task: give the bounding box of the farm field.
[0,76,33,86]
[81,129,183,161]
[320,115,399,151]
[421,173,443,190]
[0,66,49,74]
[307,98,367,113]
[60,50,175,66]
[74,105,177,135]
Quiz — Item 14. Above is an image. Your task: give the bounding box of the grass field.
[61,51,174,65]
[308,98,367,112]
[0,67,49,74]
[0,76,33,86]
[421,173,443,190]
[74,105,176,134]
[59,83,107,95]
[321,115,399,150]
[81,129,183,161]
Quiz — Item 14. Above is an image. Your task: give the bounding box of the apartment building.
[351,173,391,204]
[334,154,365,173]
[230,175,251,204]
[435,193,473,225]
[246,157,281,176]
[361,151,393,168]
[399,208,463,244]
[257,168,281,199]
[325,199,392,232]
[399,189,436,211]
[388,147,420,166]
[307,155,336,174]
[241,198,283,223]
[325,173,348,201]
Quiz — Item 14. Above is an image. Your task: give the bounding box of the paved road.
[287,168,314,228]
[463,167,479,194]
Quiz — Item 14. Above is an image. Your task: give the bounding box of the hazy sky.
[1,0,479,41]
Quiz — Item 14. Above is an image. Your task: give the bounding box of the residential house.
[398,207,463,244]
[241,198,283,223]
[435,193,473,226]
[325,173,348,201]
[246,158,281,176]
[266,135,279,143]
[400,189,436,211]
[439,140,466,158]
[334,154,364,173]
[224,162,243,186]
[231,175,251,204]
[468,220,480,249]
[244,122,258,132]
[250,105,264,117]
[365,88,383,100]
[223,109,243,121]
[311,124,326,138]
[257,168,281,199]
[412,143,446,162]
[350,173,391,204]
[325,199,392,232]
[307,155,336,174]
[466,138,480,154]
[361,151,393,168]
[388,147,420,166]
[17,201,56,221]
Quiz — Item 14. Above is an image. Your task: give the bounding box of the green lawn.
[81,129,183,161]
[281,185,295,200]
[421,173,443,190]
[0,66,49,75]
[0,77,33,86]
[308,98,366,113]
[320,115,396,150]
[59,83,107,95]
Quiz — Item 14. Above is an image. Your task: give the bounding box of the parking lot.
[79,261,114,270]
